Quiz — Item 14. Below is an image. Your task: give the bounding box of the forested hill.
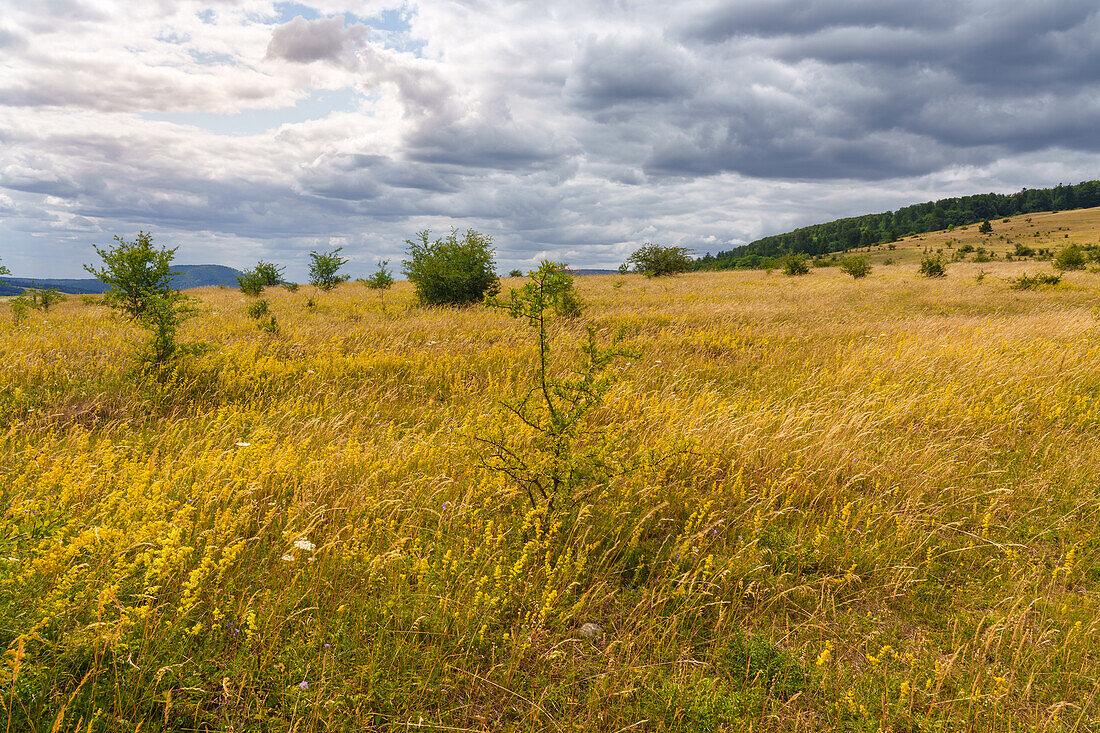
[696,180,1100,270]
[0,264,244,296]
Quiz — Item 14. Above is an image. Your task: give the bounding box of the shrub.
[1054,245,1086,271]
[362,260,395,311]
[12,287,67,312]
[978,219,993,234]
[309,248,350,290]
[237,269,265,297]
[480,261,633,518]
[254,260,285,286]
[256,315,279,334]
[283,282,300,292]
[839,255,872,279]
[1010,273,1062,290]
[247,299,269,318]
[84,231,197,368]
[918,255,947,278]
[627,243,692,277]
[781,254,810,276]
[403,228,500,307]
[508,269,523,277]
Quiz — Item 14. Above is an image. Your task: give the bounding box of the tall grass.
[1,264,1098,731]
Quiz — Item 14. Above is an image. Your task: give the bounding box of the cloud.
[2,1,1100,277]
[266,14,371,67]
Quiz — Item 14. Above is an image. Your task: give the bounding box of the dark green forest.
[694,180,1100,270]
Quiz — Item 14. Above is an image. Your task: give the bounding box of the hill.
[697,179,1100,270]
[0,264,244,295]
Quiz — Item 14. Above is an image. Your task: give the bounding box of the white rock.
[579,622,603,639]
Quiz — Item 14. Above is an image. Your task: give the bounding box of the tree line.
[694,180,1100,270]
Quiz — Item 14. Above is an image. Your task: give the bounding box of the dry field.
[864,205,1100,266]
[1,231,1099,731]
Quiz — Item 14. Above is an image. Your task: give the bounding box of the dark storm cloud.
[682,0,956,42]
[565,36,695,110]
[625,0,1100,180]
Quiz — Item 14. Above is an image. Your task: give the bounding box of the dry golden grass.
[1,245,1099,731]
[863,205,1100,266]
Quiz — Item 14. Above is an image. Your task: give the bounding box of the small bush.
[918,255,947,278]
[508,269,523,277]
[362,260,395,311]
[309,248,350,290]
[283,282,299,292]
[839,255,871,279]
[237,269,265,297]
[254,260,285,286]
[12,287,67,312]
[1010,273,1062,290]
[1054,245,1086,271]
[84,231,198,368]
[781,254,810,276]
[247,299,269,318]
[403,228,500,307]
[256,315,279,333]
[628,243,693,277]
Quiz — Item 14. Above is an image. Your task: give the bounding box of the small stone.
[579,622,603,639]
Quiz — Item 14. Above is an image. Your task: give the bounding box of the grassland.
[865,205,1100,266]
[2,220,1100,731]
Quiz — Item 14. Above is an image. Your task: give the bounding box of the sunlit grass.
[1,248,1099,731]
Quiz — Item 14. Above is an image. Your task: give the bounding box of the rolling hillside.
[0,264,244,295]
[697,180,1100,270]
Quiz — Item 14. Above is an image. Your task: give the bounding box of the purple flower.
[298,681,309,690]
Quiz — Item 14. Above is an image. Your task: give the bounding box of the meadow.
[1,231,1099,731]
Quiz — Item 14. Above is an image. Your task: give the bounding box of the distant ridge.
[0,264,244,295]
[695,180,1100,270]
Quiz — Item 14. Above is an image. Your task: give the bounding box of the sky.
[2,1,1100,279]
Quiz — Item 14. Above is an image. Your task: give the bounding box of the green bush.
[839,255,871,279]
[627,243,692,277]
[238,260,284,295]
[247,299,269,318]
[309,248,350,290]
[403,228,500,307]
[781,254,810,276]
[12,287,67,312]
[254,260,285,286]
[256,315,279,334]
[1054,245,1086,271]
[918,255,947,278]
[361,260,395,311]
[1010,273,1062,290]
[84,231,197,368]
[237,269,265,297]
[481,261,632,518]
